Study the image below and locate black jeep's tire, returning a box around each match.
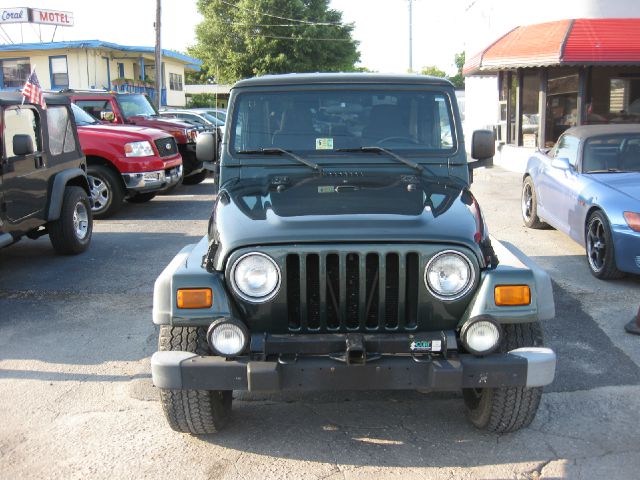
[49,186,93,255]
[158,325,232,434]
[585,210,625,280]
[88,165,124,219]
[182,170,208,185]
[521,177,546,229]
[126,192,157,203]
[463,323,544,433]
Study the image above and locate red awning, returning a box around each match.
[464,18,640,75]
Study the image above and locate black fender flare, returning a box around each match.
[47,168,91,221]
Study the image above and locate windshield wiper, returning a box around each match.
[336,146,423,173]
[237,148,323,174]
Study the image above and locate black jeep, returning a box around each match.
[152,74,556,434]
[0,93,92,254]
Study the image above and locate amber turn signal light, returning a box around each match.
[177,288,213,309]
[623,212,640,232]
[494,285,531,306]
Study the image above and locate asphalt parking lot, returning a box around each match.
[1,168,639,480]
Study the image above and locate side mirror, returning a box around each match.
[100,111,115,122]
[469,129,495,169]
[551,157,571,170]
[195,129,220,163]
[12,134,34,156]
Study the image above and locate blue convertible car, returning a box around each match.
[522,124,640,279]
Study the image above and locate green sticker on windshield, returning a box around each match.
[316,138,334,150]
[318,186,335,193]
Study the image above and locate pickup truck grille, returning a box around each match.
[154,137,178,157]
[285,252,420,332]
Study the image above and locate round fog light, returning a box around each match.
[207,319,248,357]
[461,316,501,356]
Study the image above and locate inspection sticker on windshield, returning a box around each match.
[316,138,334,150]
[318,186,335,193]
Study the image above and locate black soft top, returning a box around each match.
[0,91,71,107]
[233,72,454,89]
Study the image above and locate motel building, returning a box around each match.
[0,40,202,107]
[463,0,640,171]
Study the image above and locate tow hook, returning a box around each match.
[345,333,366,365]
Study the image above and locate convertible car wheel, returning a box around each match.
[586,211,624,280]
[521,177,545,229]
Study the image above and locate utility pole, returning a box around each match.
[408,0,413,72]
[154,0,162,110]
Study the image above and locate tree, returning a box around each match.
[189,0,360,84]
[419,51,466,89]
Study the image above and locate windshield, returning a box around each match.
[583,134,640,173]
[201,112,224,126]
[205,109,227,123]
[71,103,98,125]
[232,89,456,154]
[116,94,157,119]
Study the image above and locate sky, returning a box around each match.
[0,0,467,76]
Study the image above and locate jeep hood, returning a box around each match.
[211,173,486,270]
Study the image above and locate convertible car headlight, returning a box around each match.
[231,252,281,302]
[425,250,474,300]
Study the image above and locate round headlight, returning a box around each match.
[461,316,502,356]
[425,250,474,300]
[231,252,281,302]
[207,319,248,357]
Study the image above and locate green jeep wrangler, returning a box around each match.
[151,74,556,434]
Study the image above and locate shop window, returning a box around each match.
[1,58,31,88]
[169,73,183,91]
[497,72,509,143]
[49,56,69,89]
[522,71,540,148]
[545,68,579,146]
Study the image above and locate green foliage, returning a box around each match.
[419,51,466,89]
[186,93,220,108]
[190,0,360,84]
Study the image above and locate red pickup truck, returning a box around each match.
[63,91,208,185]
[71,104,183,218]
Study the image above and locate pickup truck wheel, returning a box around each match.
[182,170,208,185]
[49,186,93,254]
[521,177,545,229]
[88,165,124,219]
[126,192,157,203]
[158,325,232,434]
[463,323,544,433]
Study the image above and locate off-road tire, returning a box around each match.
[49,186,93,255]
[158,325,232,434]
[88,165,124,219]
[182,170,208,185]
[126,192,157,203]
[585,210,624,280]
[521,177,546,229]
[463,323,544,433]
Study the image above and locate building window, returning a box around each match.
[118,62,125,79]
[1,58,31,88]
[545,67,579,146]
[49,56,69,89]
[169,73,183,91]
[522,71,540,148]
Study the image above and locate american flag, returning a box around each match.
[22,69,46,110]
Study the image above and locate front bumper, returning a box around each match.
[151,347,556,392]
[613,227,640,275]
[122,165,183,192]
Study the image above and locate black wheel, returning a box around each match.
[88,165,124,218]
[521,177,545,229]
[126,192,157,203]
[585,210,624,280]
[463,323,544,433]
[48,186,93,255]
[182,170,208,185]
[158,325,232,434]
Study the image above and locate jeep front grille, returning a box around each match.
[154,137,178,157]
[285,252,420,332]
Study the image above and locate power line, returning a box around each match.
[245,33,353,42]
[219,0,345,26]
